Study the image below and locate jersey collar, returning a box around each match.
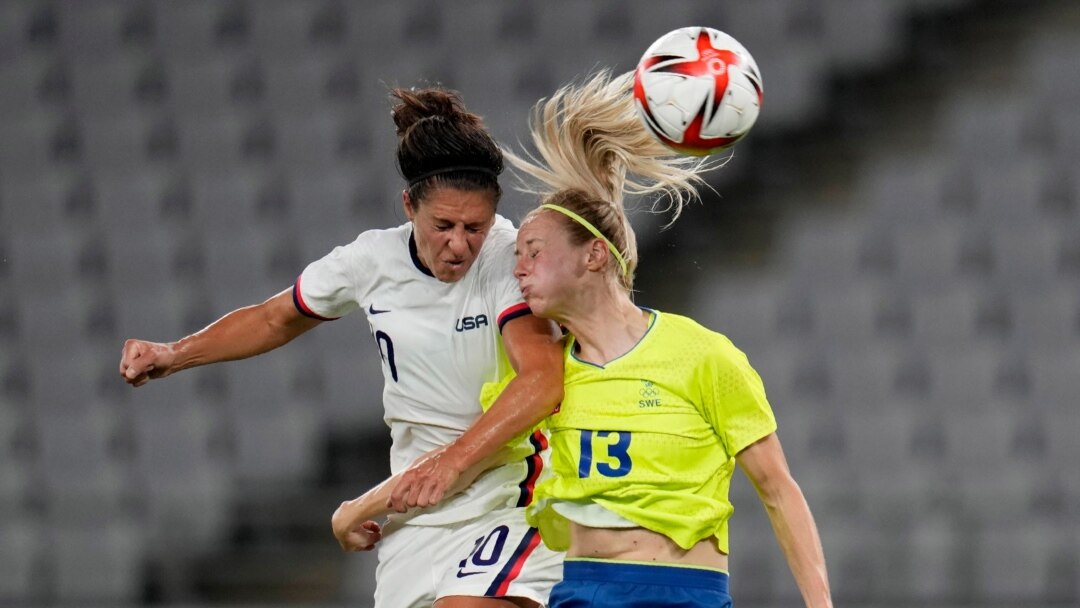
[569,307,659,370]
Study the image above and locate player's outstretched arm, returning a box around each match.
[737,433,833,608]
[119,288,321,387]
[386,314,564,512]
[332,446,514,551]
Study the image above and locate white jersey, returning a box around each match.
[294,215,544,525]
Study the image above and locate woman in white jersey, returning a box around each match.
[119,86,564,608]
[504,71,832,607]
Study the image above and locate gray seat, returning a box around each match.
[33,399,130,521]
[130,387,232,553]
[55,1,132,61]
[0,55,53,119]
[79,112,158,171]
[861,157,949,225]
[166,55,244,120]
[224,358,321,483]
[0,517,43,603]
[985,219,1061,288]
[974,521,1067,603]
[904,511,964,602]
[972,159,1050,222]
[68,54,146,120]
[780,213,872,286]
[0,405,32,517]
[0,110,58,179]
[942,92,1028,159]
[175,111,250,171]
[907,287,993,352]
[922,347,1004,412]
[1006,285,1080,353]
[819,0,907,70]
[93,169,174,242]
[48,518,145,604]
[153,0,232,61]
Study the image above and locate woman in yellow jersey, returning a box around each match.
[505,71,833,607]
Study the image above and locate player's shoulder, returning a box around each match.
[353,221,411,247]
[331,222,411,261]
[485,214,518,249]
[654,310,747,362]
[475,214,519,271]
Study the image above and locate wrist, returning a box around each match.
[440,439,474,473]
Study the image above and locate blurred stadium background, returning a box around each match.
[1,0,1077,606]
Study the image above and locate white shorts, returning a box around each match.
[373,507,564,608]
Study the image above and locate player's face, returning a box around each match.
[405,187,497,283]
[513,212,587,318]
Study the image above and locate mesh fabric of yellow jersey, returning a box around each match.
[525,310,777,554]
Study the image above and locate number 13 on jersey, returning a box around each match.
[578,430,633,478]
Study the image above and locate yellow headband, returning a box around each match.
[540,203,628,276]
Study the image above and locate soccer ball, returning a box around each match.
[633,27,763,156]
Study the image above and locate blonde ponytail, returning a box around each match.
[504,70,716,223]
[505,70,720,291]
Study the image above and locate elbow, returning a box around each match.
[755,471,801,511]
[331,500,352,532]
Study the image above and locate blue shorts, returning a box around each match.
[549,559,732,608]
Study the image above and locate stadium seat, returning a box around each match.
[79,112,163,172]
[890,221,982,292]
[921,347,1006,413]
[93,168,174,238]
[154,0,237,60]
[904,511,965,602]
[1006,285,1080,353]
[971,159,1051,222]
[806,282,894,349]
[0,516,43,603]
[0,55,55,119]
[819,0,907,70]
[823,346,904,409]
[274,107,368,171]
[907,287,1000,352]
[247,1,324,55]
[941,92,1029,160]
[0,404,32,516]
[223,357,322,483]
[32,398,131,522]
[68,54,150,120]
[47,518,145,603]
[984,219,1062,288]
[861,157,950,225]
[175,111,251,171]
[0,109,60,177]
[974,521,1067,603]
[55,0,134,60]
[779,213,873,286]
[820,515,890,603]
[130,384,233,552]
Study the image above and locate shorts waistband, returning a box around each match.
[561,558,730,591]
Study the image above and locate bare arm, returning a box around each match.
[737,433,832,608]
[119,288,321,386]
[331,445,514,551]
[387,313,564,511]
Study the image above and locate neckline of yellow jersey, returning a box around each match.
[568,307,659,370]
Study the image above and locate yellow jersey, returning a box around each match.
[525,310,776,554]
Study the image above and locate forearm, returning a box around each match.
[333,478,396,532]
[172,291,312,371]
[335,447,512,530]
[760,478,832,608]
[443,370,562,471]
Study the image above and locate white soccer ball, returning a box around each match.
[633,27,763,155]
